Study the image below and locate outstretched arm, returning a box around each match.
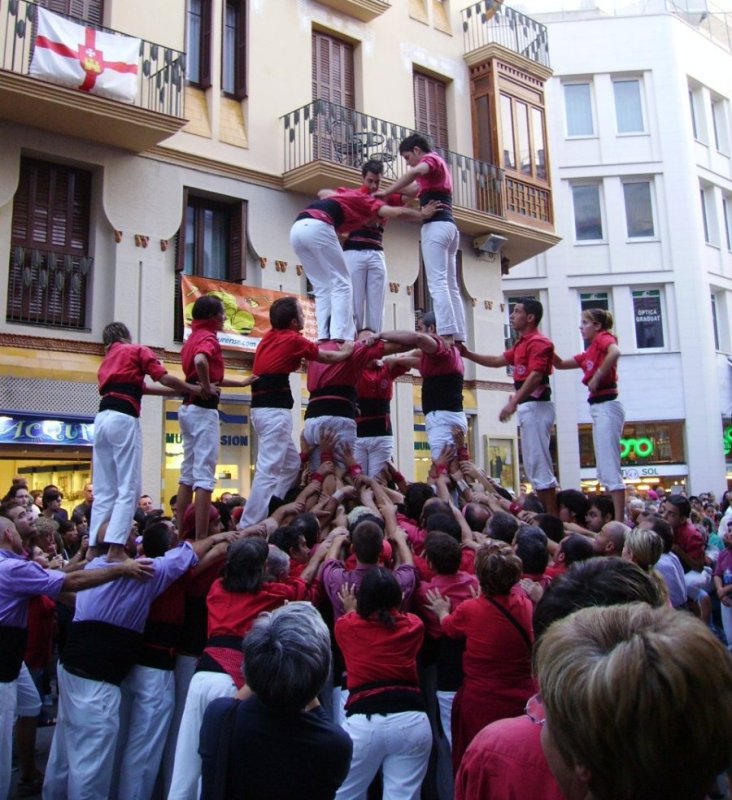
[377,161,430,196]
[459,343,507,369]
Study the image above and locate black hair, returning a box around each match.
[666,495,691,520]
[560,534,595,566]
[646,515,674,553]
[403,483,434,522]
[269,296,300,330]
[192,295,224,320]
[589,494,615,521]
[269,526,303,558]
[362,159,384,177]
[424,511,462,543]
[535,513,565,544]
[399,133,432,154]
[557,489,589,526]
[522,494,545,514]
[143,521,174,558]
[351,520,384,564]
[464,503,490,533]
[357,567,402,629]
[487,511,519,544]
[515,527,549,574]
[517,298,544,325]
[291,512,321,550]
[424,531,462,575]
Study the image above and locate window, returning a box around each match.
[499,93,547,182]
[712,293,720,351]
[564,82,593,136]
[7,157,92,329]
[723,197,732,250]
[701,188,711,244]
[700,184,718,246]
[689,88,698,139]
[413,72,449,150]
[39,0,104,24]
[572,184,603,241]
[623,181,654,238]
[580,292,609,312]
[579,421,685,468]
[186,0,211,89]
[613,78,644,133]
[712,96,729,154]
[222,0,246,98]
[312,31,354,108]
[632,289,664,349]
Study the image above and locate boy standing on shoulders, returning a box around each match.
[239,297,354,527]
[176,296,255,540]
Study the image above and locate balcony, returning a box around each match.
[282,100,559,264]
[461,1,551,77]
[0,0,187,152]
[315,0,391,22]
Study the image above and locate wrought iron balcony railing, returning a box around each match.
[282,100,505,219]
[1,0,185,117]
[461,1,550,68]
[7,246,91,329]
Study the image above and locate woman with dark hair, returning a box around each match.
[169,537,321,799]
[426,543,535,770]
[334,567,432,800]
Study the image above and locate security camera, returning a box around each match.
[473,233,508,254]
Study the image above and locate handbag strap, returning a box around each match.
[486,596,532,652]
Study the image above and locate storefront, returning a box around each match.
[0,412,93,513]
[578,420,689,494]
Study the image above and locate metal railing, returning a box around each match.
[282,100,505,218]
[6,246,90,329]
[461,2,550,68]
[1,0,185,117]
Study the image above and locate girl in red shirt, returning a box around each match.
[335,568,432,800]
[554,308,625,521]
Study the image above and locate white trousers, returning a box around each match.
[420,221,465,341]
[335,710,433,800]
[436,690,455,749]
[425,410,467,461]
[44,664,120,800]
[517,402,558,491]
[590,399,625,491]
[89,409,141,546]
[303,416,357,471]
[344,248,387,333]
[159,654,196,797]
[291,218,355,341]
[240,407,301,527]
[112,665,175,800]
[16,662,42,717]
[168,671,237,800]
[354,435,393,477]
[178,405,219,493]
[685,568,713,602]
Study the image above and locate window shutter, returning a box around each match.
[199,0,212,90]
[413,72,448,150]
[414,73,429,136]
[41,0,104,23]
[228,201,246,283]
[235,0,247,99]
[312,31,353,109]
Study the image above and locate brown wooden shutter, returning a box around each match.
[199,0,212,90]
[311,30,354,108]
[40,0,104,23]
[413,72,449,150]
[228,201,246,282]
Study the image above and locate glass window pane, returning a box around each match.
[623,182,654,238]
[516,102,531,175]
[689,89,698,139]
[614,79,643,133]
[724,198,732,250]
[223,2,236,95]
[564,83,593,136]
[572,184,603,240]
[500,94,515,170]
[184,204,195,275]
[633,289,664,348]
[531,108,546,180]
[580,292,609,312]
[202,208,228,280]
[701,189,710,243]
[186,0,202,84]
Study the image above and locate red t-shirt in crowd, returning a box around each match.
[414,548,475,582]
[356,360,410,401]
[414,571,479,639]
[252,328,319,375]
[307,340,385,392]
[98,341,167,415]
[335,610,424,690]
[574,330,619,401]
[24,594,56,669]
[415,152,453,196]
[329,188,386,235]
[419,336,464,379]
[182,318,224,384]
[503,330,554,400]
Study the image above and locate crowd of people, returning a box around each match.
[1,130,732,800]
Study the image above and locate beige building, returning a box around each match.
[0,0,558,509]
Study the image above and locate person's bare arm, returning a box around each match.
[315,341,355,363]
[193,353,215,398]
[499,370,545,422]
[377,161,430,196]
[377,199,443,224]
[553,353,579,370]
[458,343,507,369]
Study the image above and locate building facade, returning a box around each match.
[0,0,558,509]
[502,0,732,495]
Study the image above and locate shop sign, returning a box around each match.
[724,426,732,457]
[0,415,94,446]
[581,464,688,481]
[180,275,317,353]
[620,437,654,459]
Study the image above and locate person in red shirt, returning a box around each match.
[290,183,440,342]
[460,299,558,514]
[92,322,199,555]
[175,296,255,540]
[343,160,405,334]
[377,133,466,343]
[335,567,432,800]
[554,308,625,521]
[241,296,354,527]
[426,543,535,772]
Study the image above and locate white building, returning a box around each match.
[498,0,732,494]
